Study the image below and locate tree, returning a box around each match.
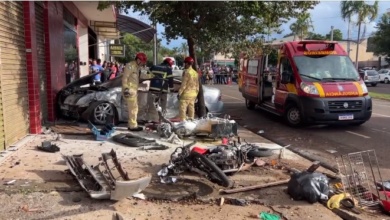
[306,32,325,40]
[290,12,314,40]
[283,33,295,38]
[341,0,379,68]
[325,28,343,41]
[98,1,318,116]
[371,14,390,63]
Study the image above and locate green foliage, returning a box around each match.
[290,12,314,40]
[325,29,343,41]
[306,32,325,40]
[268,49,278,66]
[283,33,295,38]
[98,1,319,60]
[371,14,390,63]
[115,33,173,65]
[340,0,379,66]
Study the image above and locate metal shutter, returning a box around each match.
[35,1,47,124]
[0,1,29,148]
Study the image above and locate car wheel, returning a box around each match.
[285,103,303,127]
[90,102,116,125]
[385,78,389,84]
[371,83,377,87]
[245,99,255,110]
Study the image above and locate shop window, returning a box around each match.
[64,8,79,84]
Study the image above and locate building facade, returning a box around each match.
[0,1,155,150]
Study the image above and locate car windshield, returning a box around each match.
[293,55,360,82]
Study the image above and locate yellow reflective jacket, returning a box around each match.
[179,66,199,99]
[122,61,141,97]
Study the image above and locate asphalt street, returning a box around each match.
[368,82,390,94]
[214,83,390,176]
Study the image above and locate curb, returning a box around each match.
[0,135,37,166]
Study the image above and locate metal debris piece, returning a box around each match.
[157,166,177,184]
[137,144,170,151]
[4,180,16,185]
[63,149,151,200]
[336,150,386,208]
[221,179,289,194]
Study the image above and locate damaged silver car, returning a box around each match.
[63,149,151,200]
[57,73,224,125]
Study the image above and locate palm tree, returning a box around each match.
[341,1,379,68]
[289,12,314,41]
[180,42,188,57]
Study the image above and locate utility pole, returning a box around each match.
[152,21,158,65]
[330,26,334,41]
[347,19,351,57]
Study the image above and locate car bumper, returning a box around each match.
[206,101,224,113]
[364,80,380,84]
[59,104,87,119]
[299,96,372,124]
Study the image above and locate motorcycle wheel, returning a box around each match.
[190,151,233,188]
[247,148,274,158]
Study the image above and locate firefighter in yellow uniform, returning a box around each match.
[122,52,148,131]
[178,57,199,121]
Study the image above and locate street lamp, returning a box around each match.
[330,26,334,41]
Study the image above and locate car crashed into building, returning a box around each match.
[56,73,224,125]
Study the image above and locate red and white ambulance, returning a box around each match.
[238,40,372,126]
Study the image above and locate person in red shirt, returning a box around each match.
[109,63,118,79]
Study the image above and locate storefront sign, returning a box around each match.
[109,44,125,57]
[303,51,337,55]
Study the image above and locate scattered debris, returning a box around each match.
[132,193,146,200]
[326,149,337,154]
[19,205,43,213]
[137,144,169,151]
[254,159,266,167]
[37,141,60,153]
[4,180,16,185]
[112,133,156,147]
[63,149,151,200]
[88,121,115,141]
[161,133,182,144]
[112,212,124,220]
[157,165,177,184]
[259,212,281,220]
[336,149,387,210]
[287,171,329,203]
[50,124,92,135]
[219,197,225,206]
[229,198,248,206]
[221,179,290,194]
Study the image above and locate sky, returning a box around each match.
[125,1,390,49]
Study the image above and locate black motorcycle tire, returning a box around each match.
[247,148,275,158]
[112,133,156,147]
[190,151,233,188]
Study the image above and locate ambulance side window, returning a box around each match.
[280,57,294,82]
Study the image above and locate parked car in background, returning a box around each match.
[378,69,390,84]
[359,70,380,87]
[56,73,223,125]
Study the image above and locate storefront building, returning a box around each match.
[0,1,155,150]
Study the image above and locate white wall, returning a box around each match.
[78,26,89,77]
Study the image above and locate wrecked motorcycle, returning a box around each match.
[196,137,275,175]
[159,141,234,188]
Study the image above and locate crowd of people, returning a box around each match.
[89,58,125,84]
[199,65,237,85]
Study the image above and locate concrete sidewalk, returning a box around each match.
[0,124,344,220]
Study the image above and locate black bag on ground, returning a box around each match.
[287,171,330,204]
